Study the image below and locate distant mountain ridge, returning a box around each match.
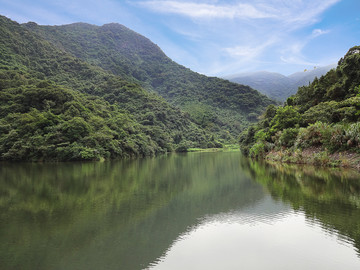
[225,64,336,101]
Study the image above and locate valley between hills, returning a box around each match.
[0,15,274,161]
[1,15,360,165]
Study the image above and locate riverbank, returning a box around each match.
[265,147,360,170]
[187,144,240,153]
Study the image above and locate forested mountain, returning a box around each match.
[24,21,275,137]
[226,65,335,101]
[0,15,221,161]
[239,46,360,164]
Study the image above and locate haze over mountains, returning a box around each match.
[225,64,336,101]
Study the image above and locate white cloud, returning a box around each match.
[1,0,342,76]
[312,28,330,37]
[225,46,260,57]
[224,38,277,60]
[137,1,276,19]
[138,0,341,28]
[136,0,340,74]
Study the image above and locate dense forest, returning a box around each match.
[24,21,275,138]
[239,46,360,166]
[0,15,227,161]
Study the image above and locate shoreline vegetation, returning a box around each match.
[186,144,239,153]
[239,46,360,170]
[265,147,360,170]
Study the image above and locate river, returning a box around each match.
[1,152,360,269]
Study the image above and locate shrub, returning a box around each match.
[302,101,338,124]
[249,141,266,158]
[269,106,301,135]
[55,142,99,161]
[278,128,299,147]
[295,122,329,149]
[60,117,91,142]
[175,142,189,152]
[328,124,347,152]
[293,121,360,153]
[254,129,268,142]
[313,151,330,166]
[345,122,360,147]
[293,149,304,163]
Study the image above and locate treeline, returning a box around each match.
[240,46,360,163]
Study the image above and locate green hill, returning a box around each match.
[24,21,275,138]
[239,46,360,163]
[0,15,221,161]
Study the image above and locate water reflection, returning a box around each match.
[0,152,263,270]
[149,203,358,270]
[241,159,360,256]
[0,152,360,270]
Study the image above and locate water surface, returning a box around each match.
[1,152,360,269]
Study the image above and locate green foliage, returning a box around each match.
[294,122,360,153]
[355,85,360,96]
[254,129,267,142]
[302,97,360,124]
[249,141,266,159]
[293,46,360,111]
[295,122,330,149]
[345,122,360,145]
[238,125,257,156]
[24,20,275,138]
[269,106,301,134]
[0,75,163,161]
[240,46,360,158]
[175,142,189,153]
[277,128,299,148]
[0,15,232,160]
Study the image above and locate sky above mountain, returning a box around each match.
[1,0,359,76]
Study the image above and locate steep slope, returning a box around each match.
[239,46,360,160]
[226,65,335,101]
[0,15,218,161]
[24,22,275,137]
[290,48,360,112]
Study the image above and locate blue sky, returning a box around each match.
[1,0,359,76]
